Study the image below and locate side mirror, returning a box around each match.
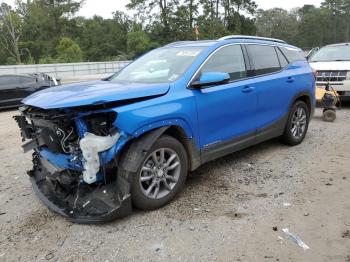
[192,72,230,88]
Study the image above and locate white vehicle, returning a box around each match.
[309,43,350,101]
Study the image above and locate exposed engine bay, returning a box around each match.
[14,106,132,223]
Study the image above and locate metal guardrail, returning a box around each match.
[0,61,131,79]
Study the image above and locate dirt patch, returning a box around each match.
[1,108,350,261]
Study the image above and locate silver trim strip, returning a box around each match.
[187,43,286,88]
[218,35,286,44]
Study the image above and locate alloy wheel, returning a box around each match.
[291,107,307,139]
[139,148,181,200]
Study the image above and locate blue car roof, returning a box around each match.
[164,38,300,51]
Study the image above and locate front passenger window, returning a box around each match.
[201,45,247,81]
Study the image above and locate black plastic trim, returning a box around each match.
[30,176,132,224]
[202,132,256,163]
[118,126,170,173]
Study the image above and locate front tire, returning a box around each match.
[130,135,188,210]
[281,100,310,146]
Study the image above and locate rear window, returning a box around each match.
[246,45,281,76]
[281,47,306,62]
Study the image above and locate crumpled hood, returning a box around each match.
[22,80,170,109]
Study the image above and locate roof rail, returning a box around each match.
[218,35,287,44]
[164,41,195,47]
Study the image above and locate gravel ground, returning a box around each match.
[0,107,349,262]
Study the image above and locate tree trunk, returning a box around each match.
[1,6,21,64]
[189,0,193,28]
[346,10,350,42]
[216,0,219,19]
[159,0,168,27]
[210,0,214,19]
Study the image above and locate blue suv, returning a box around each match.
[14,35,315,223]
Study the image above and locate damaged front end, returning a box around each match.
[14,106,132,223]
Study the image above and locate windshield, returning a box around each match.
[310,45,350,62]
[109,47,205,83]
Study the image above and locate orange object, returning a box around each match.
[195,26,200,40]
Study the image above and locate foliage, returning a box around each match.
[256,8,299,45]
[1,0,350,65]
[255,1,350,49]
[127,29,153,58]
[56,37,83,62]
[38,56,57,64]
[0,3,23,64]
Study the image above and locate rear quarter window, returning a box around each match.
[276,47,289,68]
[281,47,306,62]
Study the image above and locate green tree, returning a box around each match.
[77,12,130,61]
[127,0,181,44]
[255,8,299,44]
[295,5,329,48]
[19,0,82,63]
[0,3,23,64]
[322,0,350,42]
[127,28,154,58]
[56,37,83,62]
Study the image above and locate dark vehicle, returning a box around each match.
[0,73,59,109]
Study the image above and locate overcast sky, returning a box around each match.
[2,0,323,18]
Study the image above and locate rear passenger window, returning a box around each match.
[281,47,306,62]
[276,47,289,68]
[201,45,246,81]
[246,45,281,76]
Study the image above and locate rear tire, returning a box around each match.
[281,100,310,146]
[129,135,188,210]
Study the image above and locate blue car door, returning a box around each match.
[244,44,296,142]
[192,44,258,161]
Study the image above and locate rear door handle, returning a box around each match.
[287,77,295,83]
[242,86,255,93]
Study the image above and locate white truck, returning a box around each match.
[309,43,350,102]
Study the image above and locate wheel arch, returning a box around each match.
[118,125,201,174]
[291,91,314,116]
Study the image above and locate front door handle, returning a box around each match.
[242,86,255,93]
[287,77,295,83]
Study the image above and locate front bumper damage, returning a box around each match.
[29,153,132,223]
[14,107,133,223]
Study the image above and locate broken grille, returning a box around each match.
[316,70,348,82]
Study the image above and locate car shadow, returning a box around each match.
[187,138,283,185]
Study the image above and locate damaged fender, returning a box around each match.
[119,126,170,174]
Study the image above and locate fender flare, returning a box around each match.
[118,126,170,173]
[131,118,194,139]
[289,91,314,116]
